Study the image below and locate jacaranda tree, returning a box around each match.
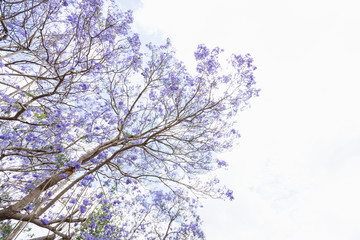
[0,0,259,239]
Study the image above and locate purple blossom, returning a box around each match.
[26,204,34,211]
[66,161,82,170]
[90,221,96,230]
[226,189,234,201]
[55,146,64,151]
[32,174,39,179]
[41,219,50,225]
[83,199,92,206]
[80,205,86,214]
[59,173,67,178]
[194,44,210,60]
[217,160,228,168]
[79,83,90,91]
[74,162,81,170]
[81,175,94,186]
[125,178,132,184]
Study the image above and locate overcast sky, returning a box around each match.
[121,0,360,239]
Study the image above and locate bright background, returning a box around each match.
[121,0,360,239]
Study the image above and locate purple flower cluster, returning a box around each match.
[41,219,50,225]
[66,161,81,170]
[81,175,95,187]
[0,0,258,238]
[194,44,210,60]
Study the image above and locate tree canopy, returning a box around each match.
[0,0,259,239]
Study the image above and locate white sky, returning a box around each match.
[122,0,360,239]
